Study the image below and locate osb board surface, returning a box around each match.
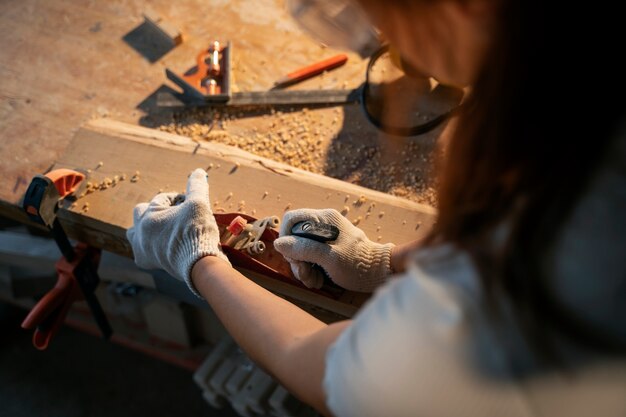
[0,0,368,216]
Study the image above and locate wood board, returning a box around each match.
[50,119,436,319]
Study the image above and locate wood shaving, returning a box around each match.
[155,106,441,207]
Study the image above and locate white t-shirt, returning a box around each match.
[324,131,626,416]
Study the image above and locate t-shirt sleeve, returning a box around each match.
[323,246,533,417]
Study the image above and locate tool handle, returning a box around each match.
[275,54,348,87]
[291,221,339,243]
[21,272,78,350]
[21,274,74,331]
[45,169,85,198]
[32,299,75,351]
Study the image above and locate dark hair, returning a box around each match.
[424,1,625,363]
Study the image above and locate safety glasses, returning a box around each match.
[288,0,464,136]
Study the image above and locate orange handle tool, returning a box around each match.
[21,263,82,350]
[273,54,348,89]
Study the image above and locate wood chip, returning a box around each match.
[162,104,439,207]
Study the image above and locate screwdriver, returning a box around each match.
[272,54,348,89]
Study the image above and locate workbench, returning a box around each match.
[0,0,444,323]
[1,0,364,219]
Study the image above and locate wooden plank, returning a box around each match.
[52,119,436,318]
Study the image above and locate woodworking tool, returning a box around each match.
[360,44,464,136]
[21,169,112,350]
[271,54,348,89]
[215,213,291,281]
[156,88,361,108]
[164,45,356,107]
[291,221,339,242]
[160,46,461,136]
[221,215,280,255]
[166,41,232,102]
[213,212,344,298]
[286,0,464,136]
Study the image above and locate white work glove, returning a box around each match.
[126,168,230,298]
[273,208,395,292]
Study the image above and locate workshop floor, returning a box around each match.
[0,302,238,417]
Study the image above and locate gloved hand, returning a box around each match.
[126,169,230,298]
[273,208,395,292]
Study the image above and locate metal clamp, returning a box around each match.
[222,216,280,256]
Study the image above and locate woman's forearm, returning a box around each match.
[192,256,326,368]
[191,256,345,415]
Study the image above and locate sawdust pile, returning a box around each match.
[156,106,439,207]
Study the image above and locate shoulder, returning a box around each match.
[324,245,532,417]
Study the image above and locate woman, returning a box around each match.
[127,0,626,415]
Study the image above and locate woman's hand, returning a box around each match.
[274,208,395,292]
[126,168,230,297]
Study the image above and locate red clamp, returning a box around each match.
[21,169,112,350]
[21,244,101,350]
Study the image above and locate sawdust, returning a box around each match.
[155,105,440,207]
